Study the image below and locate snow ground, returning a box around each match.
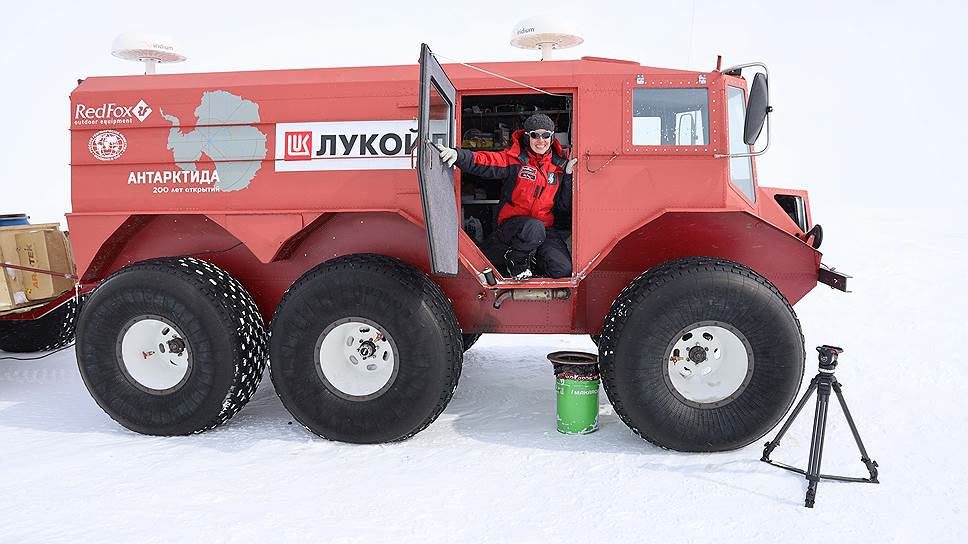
[0,207,965,543]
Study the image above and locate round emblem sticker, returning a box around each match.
[88,130,127,161]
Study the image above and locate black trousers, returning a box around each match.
[483,216,573,278]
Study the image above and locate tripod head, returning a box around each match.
[816,345,844,371]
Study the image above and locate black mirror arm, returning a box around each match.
[715,62,771,159]
[716,106,771,159]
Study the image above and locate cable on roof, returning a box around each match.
[434,53,572,98]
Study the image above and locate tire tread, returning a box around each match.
[271,253,461,442]
[80,257,267,434]
[0,296,81,353]
[599,256,805,451]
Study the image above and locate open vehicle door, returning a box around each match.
[417,43,459,277]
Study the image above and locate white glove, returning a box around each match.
[564,158,578,174]
[431,141,458,167]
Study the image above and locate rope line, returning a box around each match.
[0,342,75,361]
[434,53,571,98]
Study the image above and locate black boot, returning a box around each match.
[504,249,535,280]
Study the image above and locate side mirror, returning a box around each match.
[744,72,770,145]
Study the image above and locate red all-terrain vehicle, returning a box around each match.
[0,44,846,451]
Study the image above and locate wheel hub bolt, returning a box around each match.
[167,337,187,355]
[358,340,377,359]
[688,345,707,363]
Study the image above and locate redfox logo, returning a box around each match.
[284,131,313,160]
[73,99,152,126]
[132,100,152,122]
[75,103,132,119]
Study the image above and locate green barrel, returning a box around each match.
[555,377,600,434]
[548,351,601,434]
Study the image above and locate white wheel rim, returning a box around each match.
[316,319,398,400]
[665,323,753,407]
[117,316,192,393]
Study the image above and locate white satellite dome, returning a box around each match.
[111,33,187,74]
[510,15,584,60]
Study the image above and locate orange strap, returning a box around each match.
[0,261,78,281]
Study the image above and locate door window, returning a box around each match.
[428,83,451,148]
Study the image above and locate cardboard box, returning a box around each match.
[0,233,27,308]
[0,224,75,311]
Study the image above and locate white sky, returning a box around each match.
[1,0,965,224]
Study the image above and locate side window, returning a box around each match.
[727,86,755,202]
[632,89,709,146]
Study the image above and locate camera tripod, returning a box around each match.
[761,345,879,508]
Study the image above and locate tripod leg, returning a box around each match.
[805,380,832,508]
[762,378,818,461]
[832,380,879,483]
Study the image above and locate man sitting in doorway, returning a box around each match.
[435,114,577,279]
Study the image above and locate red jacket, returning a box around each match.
[455,130,572,228]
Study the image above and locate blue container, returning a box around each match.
[0,214,29,227]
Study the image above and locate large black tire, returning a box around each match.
[76,257,268,435]
[600,257,805,452]
[0,296,81,353]
[270,254,462,443]
[461,333,482,352]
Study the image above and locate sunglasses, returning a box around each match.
[527,131,554,140]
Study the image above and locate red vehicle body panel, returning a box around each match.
[64,57,822,333]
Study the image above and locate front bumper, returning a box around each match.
[818,265,850,292]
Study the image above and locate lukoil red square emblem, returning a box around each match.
[284,131,313,160]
